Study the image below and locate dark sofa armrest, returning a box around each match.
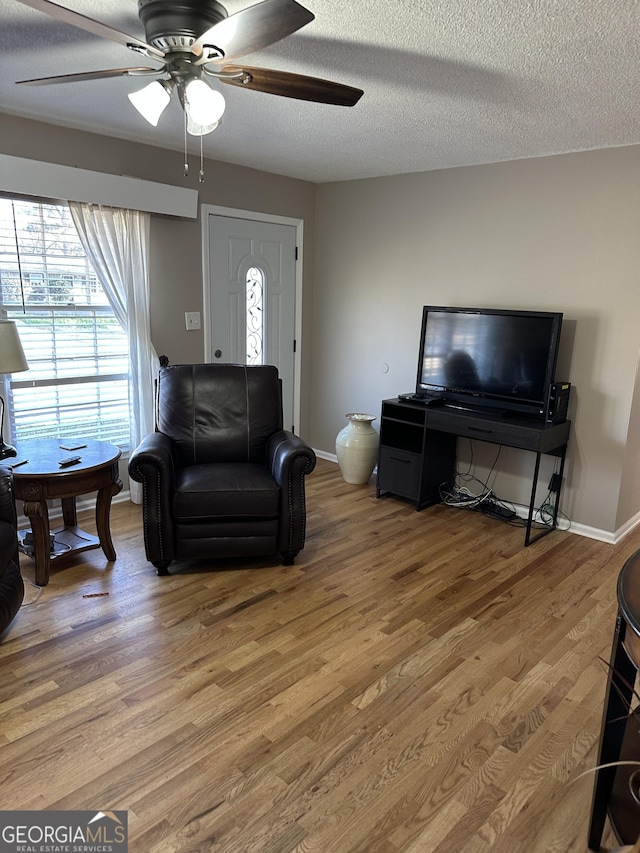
[128,432,177,564]
[267,431,316,558]
[0,464,22,637]
[0,466,17,528]
[0,465,18,568]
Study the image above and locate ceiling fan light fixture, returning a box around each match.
[128,79,173,126]
[184,79,225,129]
[14,0,364,181]
[186,115,220,136]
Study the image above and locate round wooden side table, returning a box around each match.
[588,549,640,849]
[11,438,122,586]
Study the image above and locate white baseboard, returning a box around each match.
[313,448,630,546]
[611,509,640,544]
[509,502,611,542]
[314,449,338,464]
[510,503,640,544]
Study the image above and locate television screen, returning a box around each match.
[416,307,562,414]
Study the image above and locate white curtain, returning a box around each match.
[69,202,157,504]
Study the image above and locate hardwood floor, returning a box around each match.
[1,457,637,852]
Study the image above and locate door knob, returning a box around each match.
[214,349,222,359]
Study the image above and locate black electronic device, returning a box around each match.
[399,392,444,406]
[59,455,82,467]
[415,396,445,406]
[415,306,564,418]
[546,381,571,424]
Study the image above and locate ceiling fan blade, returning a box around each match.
[16,68,162,86]
[192,0,314,63]
[218,66,364,107]
[15,0,165,61]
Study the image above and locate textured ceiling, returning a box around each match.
[1,0,639,183]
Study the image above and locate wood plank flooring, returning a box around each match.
[1,458,638,852]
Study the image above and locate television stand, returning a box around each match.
[376,398,570,546]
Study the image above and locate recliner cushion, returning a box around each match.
[173,463,280,520]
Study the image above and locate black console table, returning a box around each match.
[376,398,570,546]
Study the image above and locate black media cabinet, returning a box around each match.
[376,398,570,546]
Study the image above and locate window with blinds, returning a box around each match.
[0,198,130,448]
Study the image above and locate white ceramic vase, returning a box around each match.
[335,413,379,484]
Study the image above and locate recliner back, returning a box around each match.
[156,364,283,466]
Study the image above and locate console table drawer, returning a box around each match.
[377,446,421,499]
[430,415,540,448]
[426,410,570,453]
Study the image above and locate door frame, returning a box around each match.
[201,204,304,432]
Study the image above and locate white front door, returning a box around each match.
[204,209,300,431]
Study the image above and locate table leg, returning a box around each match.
[61,496,78,527]
[549,446,567,529]
[95,477,122,561]
[23,498,51,586]
[524,452,542,546]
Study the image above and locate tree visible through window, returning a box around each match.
[0,198,130,448]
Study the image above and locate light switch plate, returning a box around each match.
[185,311,201,331]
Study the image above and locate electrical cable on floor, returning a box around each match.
[453,440,501,495]
[535,486,572,532]
[440,442,572,531]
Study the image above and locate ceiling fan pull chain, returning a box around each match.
[199,135,205,183]
[183,110,189,178]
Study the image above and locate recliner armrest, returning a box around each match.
[267,431,316,485]
[267,431,316,560]
[129,432,177,489]
[128,432,177,565]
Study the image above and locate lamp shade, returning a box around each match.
[0,321,28,374]
[184,80,225,134]
[128,80,172,126]
[186,115,220,136]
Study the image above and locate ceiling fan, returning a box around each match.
[14,0,364,138]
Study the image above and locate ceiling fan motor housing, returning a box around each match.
[13,0,363,112]
[137,0,228,51]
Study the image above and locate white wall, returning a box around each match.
[312,146,640,536]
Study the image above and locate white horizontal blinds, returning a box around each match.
[0,198,130,447]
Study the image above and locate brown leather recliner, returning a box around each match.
[128,364,316,575]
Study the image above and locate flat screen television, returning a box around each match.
[415,306,563,417]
